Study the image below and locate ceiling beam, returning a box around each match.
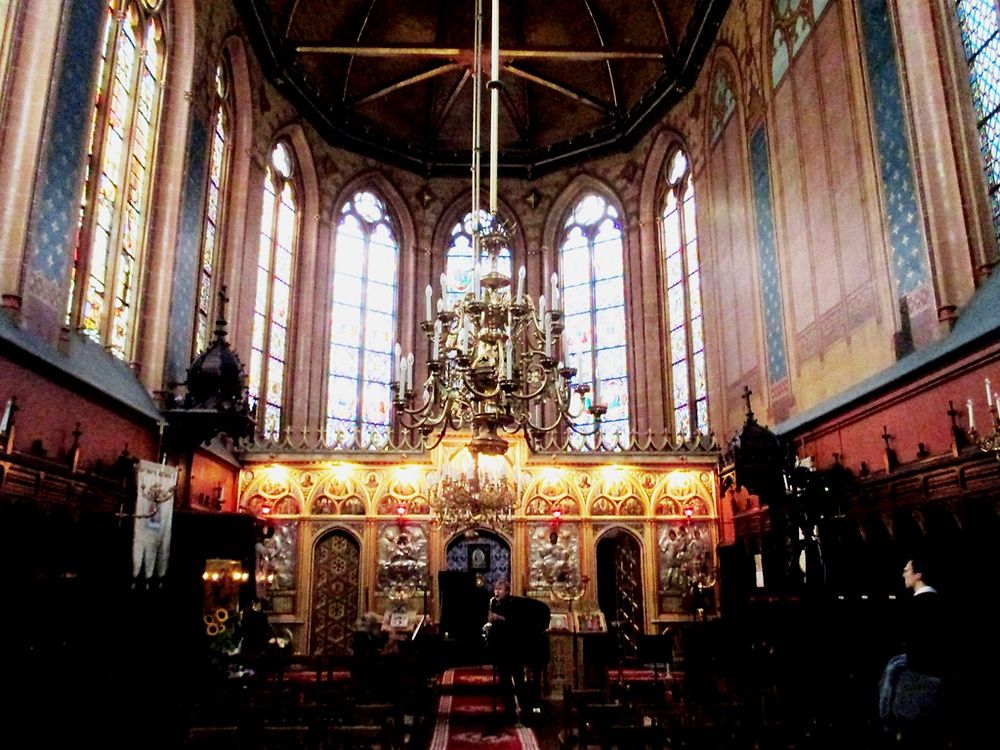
[295,43,669,61]
[432,69,470,131]
[504,65,614,115]
[348,63,465,108]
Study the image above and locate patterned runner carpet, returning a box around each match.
[432,668,541,750]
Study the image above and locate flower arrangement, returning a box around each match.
[204,607,241,655]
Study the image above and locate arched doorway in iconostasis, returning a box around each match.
[596,527,645,661]
[439,529,511,645]
[310,529,362,656]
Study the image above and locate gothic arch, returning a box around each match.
[137,0,196,389]
[542,173,628,250]
[271,122,320,429]
[219,35,254,343]
[314,170,417,432]
[430,190,528,275]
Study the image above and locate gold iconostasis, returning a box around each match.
[239,436,720,653]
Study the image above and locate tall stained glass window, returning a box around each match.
[445,210,512,307]
[956,0,1000,244]
[194,60,232,354]
[326,191,399,447]
[0,1,17,107]
[249,142,298,438]
[661,150,707,438]
[68,0,165,359]
[560,194,630,446]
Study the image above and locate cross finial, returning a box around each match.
[741,385,756,424]
[947,400,959,426]
[213,285,231,341]
[881,425,892,446]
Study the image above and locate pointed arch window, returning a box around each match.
[955,0,1000,245]
[250,142,298,438]
[559,194,630,446]
[0,1,18,108]
[445,210,512,306]
[661,150,707,438]
[326,190,400,447]
[67,0,166,359]
[194,59,233,354]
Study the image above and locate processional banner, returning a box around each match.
[132,460,178,579]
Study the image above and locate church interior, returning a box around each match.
[1,0,998,747]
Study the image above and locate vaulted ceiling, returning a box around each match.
[240,0,731,177]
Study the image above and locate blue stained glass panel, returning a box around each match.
[329,376,359,419]
[595,308,626,348]
[363,350,392,383]
[326,417,356,445]
[367,237,397,283]
[364,310,393,352]
[594,278,624,309]
[689,273,702,317]
[596,347,628,379]
[593,245,623,281]
[366,281,394,313]
[670,327,687,363]
[563,313,593,350]
[331,303,362,344]
[674,407,691,439]
[329,344,360,377]
[335,233,365,275]
[691,315,704,350]
[362,382,391,423]
[666,252,683,285]
[668,284,685,324]
[563,285,591,315]
[266,359,284,398]
[354,192,385,223]
[269,324,287,357]
[672,361,689,405]
[335,275,363,306]
[271,279,290,327]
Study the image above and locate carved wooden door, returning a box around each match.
[596,529,644,661]
[310,531,361,656]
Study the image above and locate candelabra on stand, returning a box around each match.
[971,398,1000,461]
[552,573,588,689]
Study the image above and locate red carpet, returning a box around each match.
[441,666,497,688]
[432,669,541,750]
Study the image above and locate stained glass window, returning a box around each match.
[956,0,1000,246]
[0,1,17,108]
[194,59,233,354]
[446,210,512,307]
[771,0,830,87]
[249,142,298,439]
[661,150,708,439]
[67,0,165,360]
[326,191,399,448]
[560,194,629,447]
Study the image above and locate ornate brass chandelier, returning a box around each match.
[391,0,607,465]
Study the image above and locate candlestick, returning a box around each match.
[395,342,403,386]
[551,272,559,309]
[425,285,433,321]
[440,272,448,302]
[539,294,546,322]
[505,338,513,379]
[517,266,526,301]
[406,352,414,393]
[968,399,976,431]
[432,320,442,359]
[988,379,993,407]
